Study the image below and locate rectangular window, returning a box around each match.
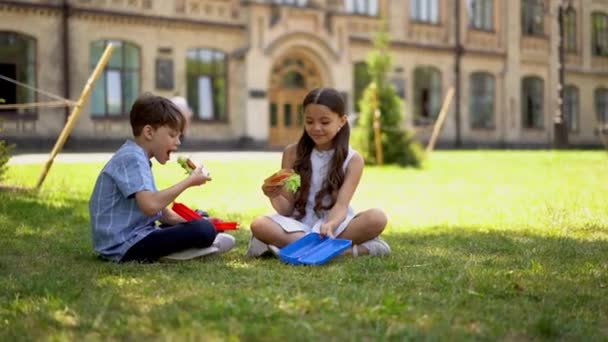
[345,0,378,16]
[564,9,577,52]
[468,0,493,30]
[90,40,140,117]
[592,13,608,56]
[521,0,544,35]
[284,103,292,127]
[270,103,278,127]
[410,0,439,24]
[107,70,122,116]
[564,87,579,132]
[198,76,213,120]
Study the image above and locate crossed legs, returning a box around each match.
[249,208,388,256]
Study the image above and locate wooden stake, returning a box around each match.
[426,87,455,154]
[35,44,115,189]
[0,100,75,110]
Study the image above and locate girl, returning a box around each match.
[247,87,390,258]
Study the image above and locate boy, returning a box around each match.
[89,93,234,262]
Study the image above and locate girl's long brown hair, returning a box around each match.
[292,88,350,220]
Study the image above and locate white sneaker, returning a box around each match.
[213,233,236,254]
[359,238,391,256]
[246,236,279,258]
[163,246,219,261]
[163,233,235,261]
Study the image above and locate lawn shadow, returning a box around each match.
[2,191,607,340]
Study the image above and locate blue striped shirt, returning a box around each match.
[89,140,161,261]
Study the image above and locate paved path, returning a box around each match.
[8,151,282,165]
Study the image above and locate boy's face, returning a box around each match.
[144,125,181,164]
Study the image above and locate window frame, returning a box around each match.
[410,0,440,24]
[0,31,37,119]
[468,0,494,31]
[353,61,371,113]
[90,39,141,119]
[345,0,379,17]
[563,85,579,133]
[521,0,545,36]
[186,47,228,122]
[595,87,608,127]
[413,66,442,125]
[521,76,545,129]
[469,71,495,129]
[563,8,577,53]
[592,12,608,57]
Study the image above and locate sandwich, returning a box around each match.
[177,156,210,177]
[264,169,301,193]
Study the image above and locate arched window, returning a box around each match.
[0,32,36,116]
[521,0,544,35]
[413,66,442,124]
[282,70,305,89]
[468,0,493,31]
[469,72,495,129]
[592,12,608,56]
[353,61,371,113]
[563,85,579,132]
[596,88,608,126]
[345,0,378,16]
[410,0,439,24]
[564,8,577,53]
[521,76,544,129]
[90,40,140,117]
[186,48,227,121]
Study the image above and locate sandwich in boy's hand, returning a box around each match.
[177,156,210,177]
[264,169,301,193]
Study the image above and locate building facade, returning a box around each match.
[0,0,607,149]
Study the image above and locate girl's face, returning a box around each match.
[304,103,347,150]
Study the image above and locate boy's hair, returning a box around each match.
[130,93,185,136]
[293,87,351,220]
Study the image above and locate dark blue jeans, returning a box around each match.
[121,219,217,262]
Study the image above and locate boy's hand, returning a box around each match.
[188,165,212,186]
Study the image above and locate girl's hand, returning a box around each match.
[319,222,336,239]
[188,165,212,186]
[262,183,285,198]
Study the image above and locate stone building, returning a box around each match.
[0,0,607,149]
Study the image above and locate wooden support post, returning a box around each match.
[426,87,455,154]
[35,44,115,190]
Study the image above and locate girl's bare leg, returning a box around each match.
[337,208,388,256]
[250,216,305,248]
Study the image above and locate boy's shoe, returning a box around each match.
[213,233,236,254]
[163,246,219,261]
[246,236,280,258]
[358,238,391,257]
[163,233,235,261]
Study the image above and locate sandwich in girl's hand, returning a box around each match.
[264,169,301,193]
[177,156,211,177]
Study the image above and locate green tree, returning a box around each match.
[352,29,424,167]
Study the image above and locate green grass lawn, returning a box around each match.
[1,151,607,340]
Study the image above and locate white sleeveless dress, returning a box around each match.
[267,146,357,235]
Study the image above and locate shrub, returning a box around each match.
[0,140,14,183]
[353,29,424,167]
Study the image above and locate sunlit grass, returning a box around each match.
[1,150,607,340]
